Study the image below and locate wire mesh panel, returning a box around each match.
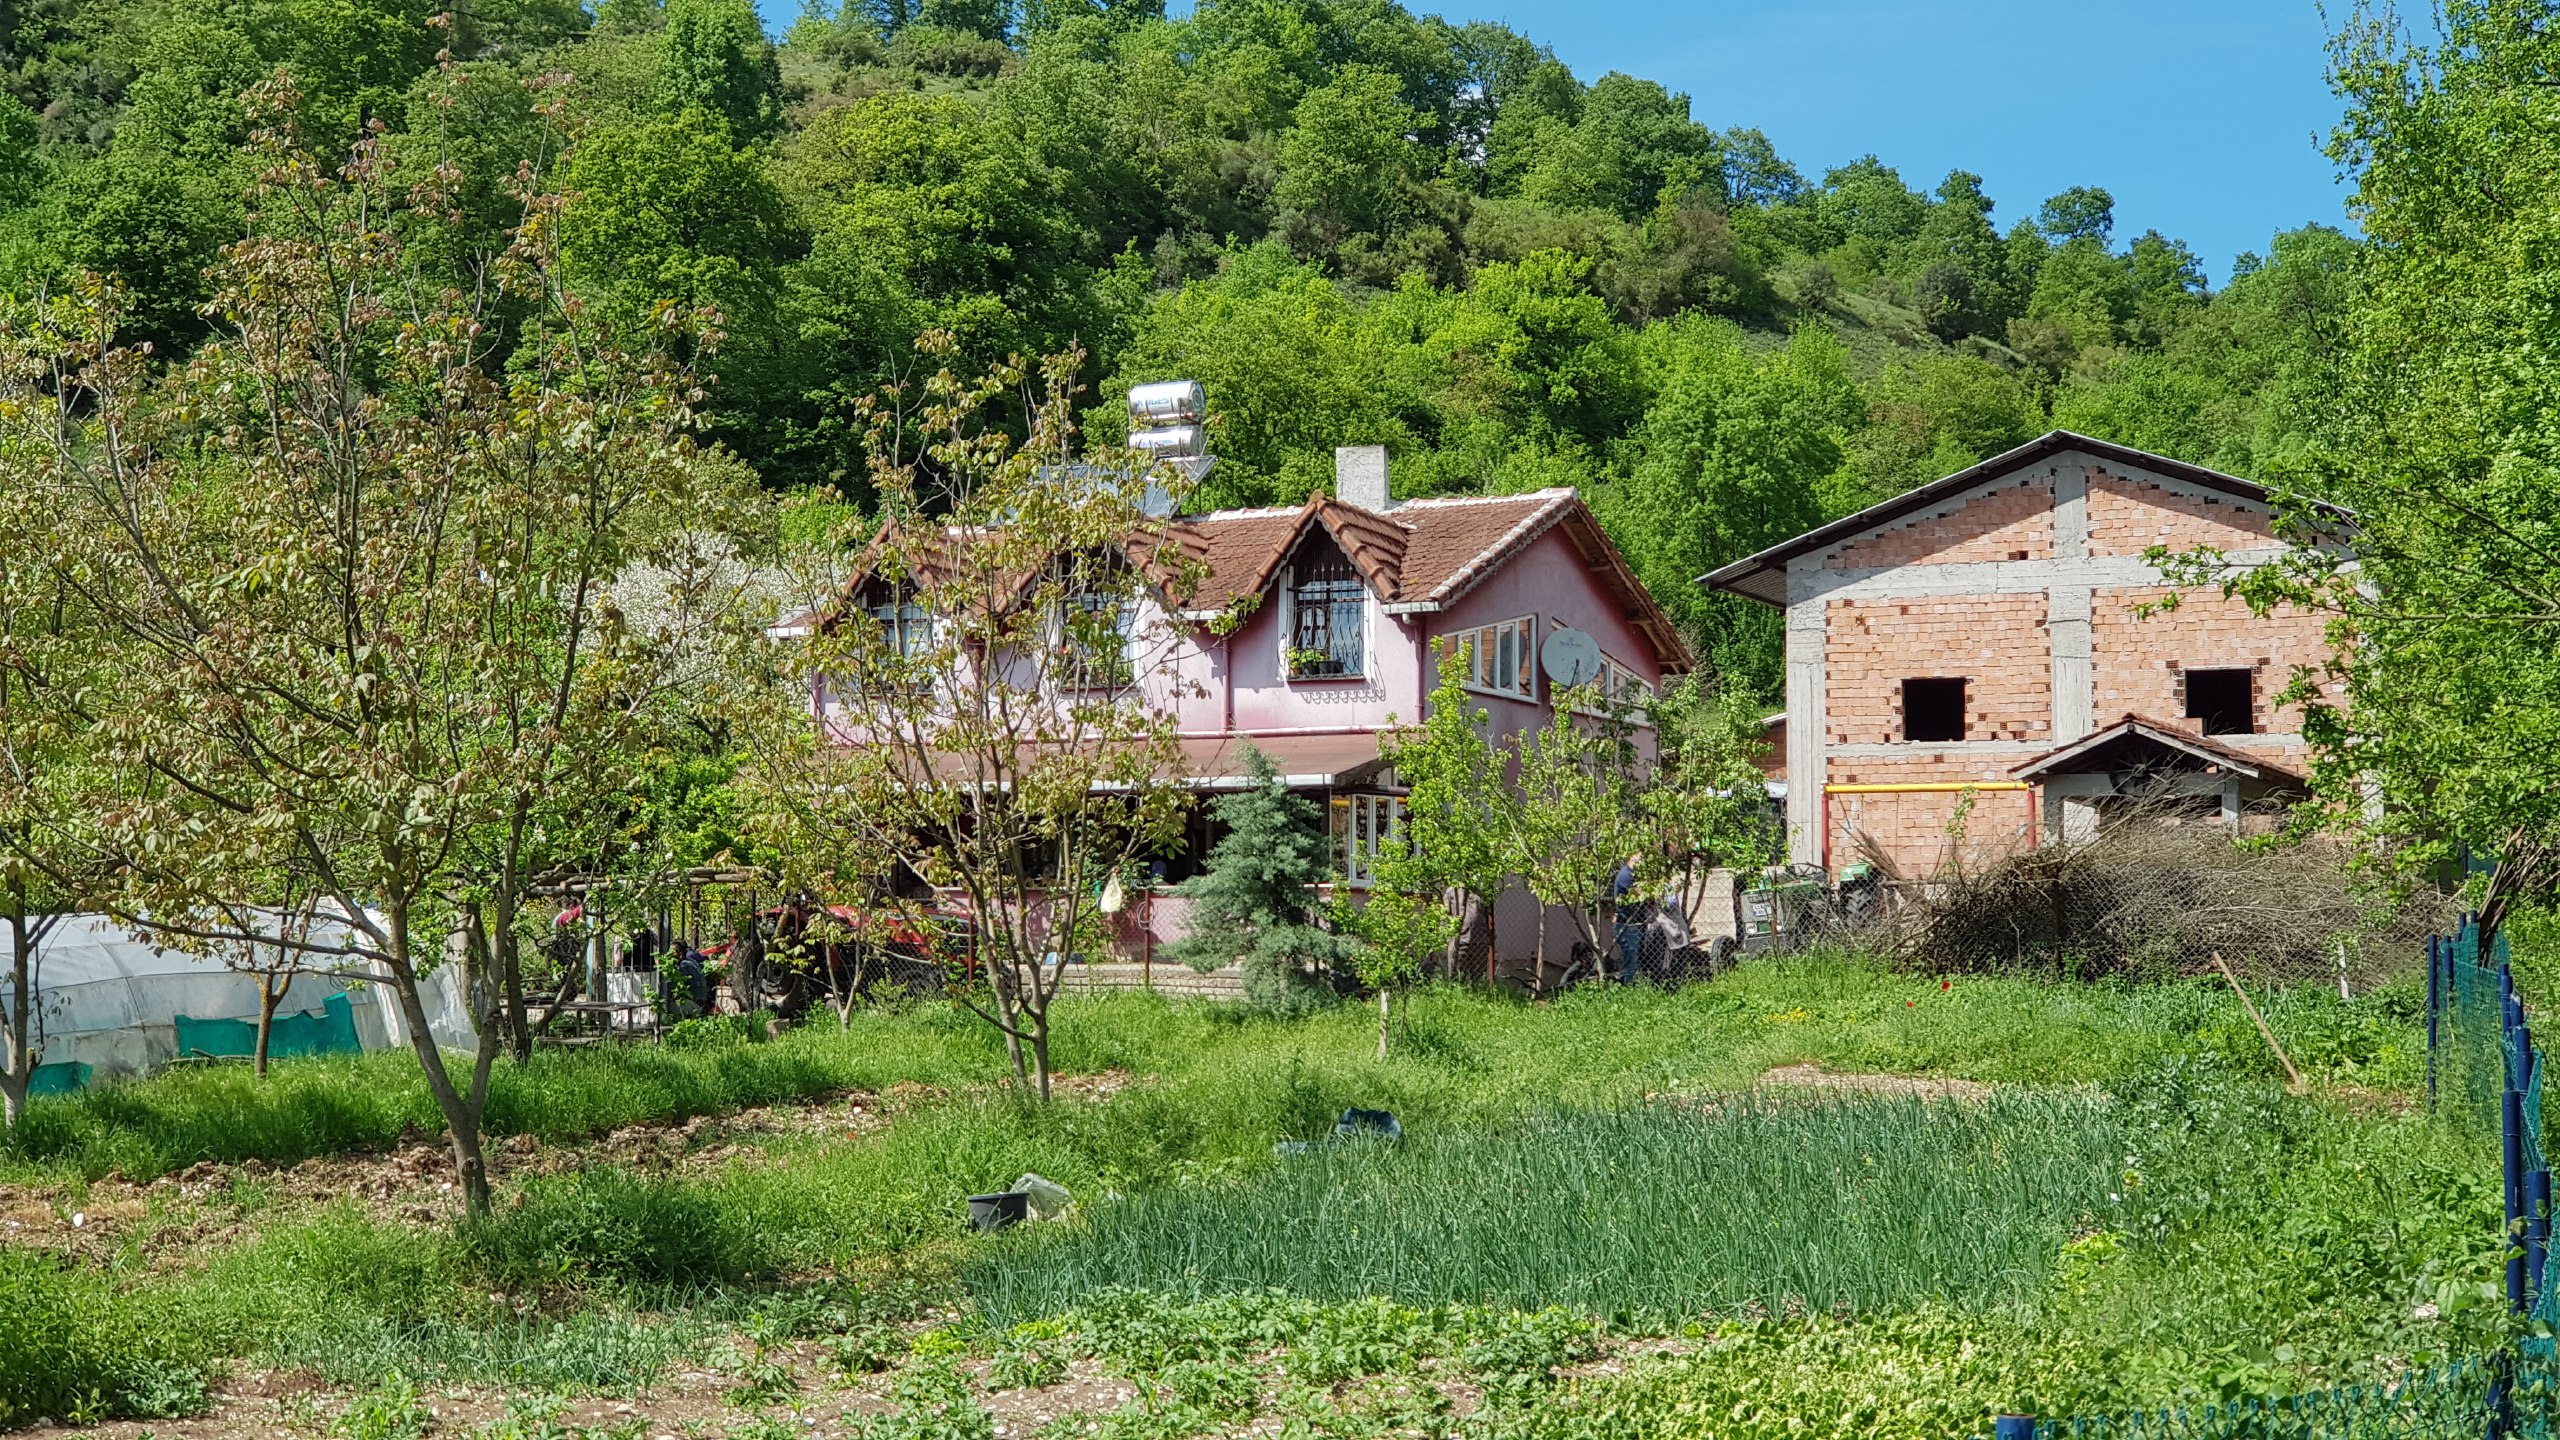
[2439,924,2513,1142]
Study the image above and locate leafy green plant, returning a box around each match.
[831,1323,909,1376]
[987,1339,1068,1390]
[331,1373,432,1440]
[718,1316,801,1407]
[846,1360,993,1440]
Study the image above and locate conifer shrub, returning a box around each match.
[1166,746,1365,1013]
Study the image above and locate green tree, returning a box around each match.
[1273,63,1418,255]
[1603,317,1859,693]
[1105,243,1409,507]
[744,344,1194,1098]
[559,110,793,331]
[2,107,727,1211]
[1169,746,1360,1013]
[658,0,782,140]
[2168,0,2560,903]
[2037,185,2114,245]
[1504,688,1659,969]
[1348,644,1506,1048]
[1909,170,2016,341]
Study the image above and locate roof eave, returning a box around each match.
[2010,717,2292,783]
[1698,431,2300,607]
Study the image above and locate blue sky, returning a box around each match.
[756,0,2352,286]
[1434,0,2352,283]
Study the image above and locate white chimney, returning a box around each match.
[1335,445,1391,512]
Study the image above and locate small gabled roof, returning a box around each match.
[1699,431,2281,607]
[1170,489,1691,673]
[2010,714,2305,785]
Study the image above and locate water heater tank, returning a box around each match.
[1128,424,1206,458]
[1127,380,1206,428]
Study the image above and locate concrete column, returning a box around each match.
[2050,585,2093,743]
[1784,573,1826,866]
[2050,464,2095,745]
[2052,463,2090,560]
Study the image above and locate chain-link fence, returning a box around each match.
[1871,802,2452,986]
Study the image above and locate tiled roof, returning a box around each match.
[798,488,1692,673]
[2010,713,2306,784]
[1173,491,1571,611]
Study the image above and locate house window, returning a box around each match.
[1604,656,1655,725]
[1902,678,1967,742]
[1567,654,1658,727]
[869,592,932,657]
[1288,538,1366,679]
[1056,554,1137,688]
[2185,667,2255,735]
[1459,616,1537,700]
[1341,794,1404,887]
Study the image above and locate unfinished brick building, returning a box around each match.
[1704,432,2338,878]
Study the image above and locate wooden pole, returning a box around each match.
[2211,951,2303,1090]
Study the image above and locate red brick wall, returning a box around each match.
[2090,585,2333,738]
[2086,471,2276,557]
[1824,595,2051,745]
[1826,477,2054,570]
[1823,754,2036,878]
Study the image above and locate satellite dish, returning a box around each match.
[1541,626,1603,688]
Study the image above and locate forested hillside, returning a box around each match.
[0,0,2350,687]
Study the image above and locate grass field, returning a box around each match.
[0,954,2508,1438]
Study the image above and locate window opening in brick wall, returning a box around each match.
[1902,678,1967,742]
[2185,667,2255,735]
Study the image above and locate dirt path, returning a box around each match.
[1754,1062,1991,1102]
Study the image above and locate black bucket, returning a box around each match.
[1333,1108,1402,1142]
[968,1191,1029,1233]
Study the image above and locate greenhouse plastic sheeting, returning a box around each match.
[2,914,395,1083]
[172,991,363,1062]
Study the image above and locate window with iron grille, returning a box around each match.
[1052,552,1138,689]
[1288,538,1366,679]
[869,592,932,658]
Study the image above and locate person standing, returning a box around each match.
[1611,853,1644,984]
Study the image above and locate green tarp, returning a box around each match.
[28,1061,88,1096]
[172,990,362,1062]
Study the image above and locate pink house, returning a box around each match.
[1147,447,1690,891]
[797,444,1692,974]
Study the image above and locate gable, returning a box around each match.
[1823,475,2055,571]
[2085,468,2277,556]
[1702,431,2283,606]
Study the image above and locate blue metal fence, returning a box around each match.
[2016,918,2550,1440]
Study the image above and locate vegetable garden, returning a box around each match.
[0,948,2527,1439]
